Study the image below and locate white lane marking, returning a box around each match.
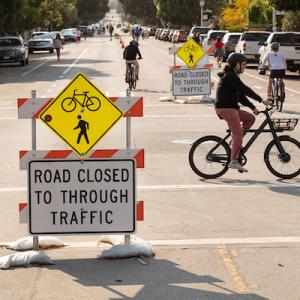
[244,71,300,95]
[62,48,88,75]
[66,236,300,248]
[0,183,298,193]
[144,114,215,118]
[22,57,53,76]
[172,139,195,144]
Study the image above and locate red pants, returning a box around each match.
[215,108,255,160]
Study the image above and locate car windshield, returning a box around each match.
[209,32,226,40]
[228,35,241,42]
[272,33,300,46]
[193,27,210,34]
[61,29,75,35]
[242,33,270,41]
[31,33,51,39]
[0,38,21,47]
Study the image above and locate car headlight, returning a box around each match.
[15,48,24,55]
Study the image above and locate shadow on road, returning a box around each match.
[49,257,267,299]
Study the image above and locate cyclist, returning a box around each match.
[260,42,287,101]
[215,52,269,172]
[123,40,142,81]
[214,36,224,68]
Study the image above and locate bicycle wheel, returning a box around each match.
[189,135,231,179]
[86,96,101,111]
[264,136,300,179]
[128,71,134,90]
[278,83,285,112]
[61,97,76,112]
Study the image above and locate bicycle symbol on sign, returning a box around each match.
[61,89,101,113]
[184,44,199,53]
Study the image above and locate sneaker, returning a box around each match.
[228,161,248,172]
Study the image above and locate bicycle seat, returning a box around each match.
[127,63,133,67]
[82,91,89,94]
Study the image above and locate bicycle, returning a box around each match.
[61,89,101,112]
[126,62,137,90]
[184,44,199,53]
[271,76,285,112]
[189,103,300,179]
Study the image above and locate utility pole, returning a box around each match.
[272,7,277,32]
[199,0,205,27]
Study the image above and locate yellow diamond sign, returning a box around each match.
[39,73,123,156]
[176,39,206,67]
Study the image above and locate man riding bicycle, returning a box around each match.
[260,42,287,101]
[123,40,142,81]
[215,52,269,172]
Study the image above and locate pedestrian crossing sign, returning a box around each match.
[176,39,206,67]
[39,73,123,157]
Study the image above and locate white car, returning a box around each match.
[235,31,270,63]
[258,32,300,75]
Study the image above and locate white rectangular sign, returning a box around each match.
[172,68,211,96]
[28,159,136,234]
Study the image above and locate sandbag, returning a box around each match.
[0,236,66,251]
[0,251,54,270]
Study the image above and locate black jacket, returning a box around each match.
[123,45,142,61]
[215,69,262,110]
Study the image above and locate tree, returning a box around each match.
[281,11,300,31]
[221,0,248,31]
[248,0,272,26]
[120,0,157,25]
[269,0,300,11]
[77,0,109,24]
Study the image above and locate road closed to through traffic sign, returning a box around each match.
[28,159,136,234]
[172,68,211,96]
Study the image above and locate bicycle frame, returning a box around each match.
[208,109,287,162]
[71,90,89,107]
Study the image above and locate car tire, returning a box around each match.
[20,58,25,66]
[26,57,29,65]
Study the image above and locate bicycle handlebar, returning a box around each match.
[258,100,276,114]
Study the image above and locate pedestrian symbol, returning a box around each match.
[74,115,89,144]
[39,73,123,156]
[176,39,206,67]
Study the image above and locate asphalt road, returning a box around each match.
[0,25,300,299]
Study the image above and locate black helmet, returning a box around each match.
[130,40,138,46]
[271,42,279,50]
[227,52,247,65]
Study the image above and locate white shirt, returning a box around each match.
[262,52,286,70]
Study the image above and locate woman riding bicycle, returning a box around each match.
[260,42,287,101]
[215,52,269,172]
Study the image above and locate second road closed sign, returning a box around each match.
[28,159,136,234]
[172,68,211,96]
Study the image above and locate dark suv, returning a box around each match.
[0,34,29,66]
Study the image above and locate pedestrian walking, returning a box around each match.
[53,33,62,61]
[214,36,224,68]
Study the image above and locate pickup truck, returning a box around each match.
[258,32,300,75]
[235,31,271,63]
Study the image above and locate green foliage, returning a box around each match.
[281,11,300,31]
[269,0,300,11]
[249,0,272,25]
[120,0,157,25]
[77,0,109,24]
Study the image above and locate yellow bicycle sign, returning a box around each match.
[176,39,206,67]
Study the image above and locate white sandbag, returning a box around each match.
[0,251,54,270]
[0,236,66,251]
[98,235,144,246]
[99,243,154,259]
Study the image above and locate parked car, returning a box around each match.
[149,27,156,36]
[258,31,300,74]
[160,29,170,41]
[155,28,163,39]
[222,32,242,60]
[28,32,54,53]
[61,28,77,42]
[235,31,270,62]
[202,30,228,54]
[0,34,29,66]
[188,26,210,40]
[168,29,176,42]
[50,31,65,44]
[173,30,189,43]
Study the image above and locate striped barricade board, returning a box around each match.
[19,149,145,170]
[18,96,143,119]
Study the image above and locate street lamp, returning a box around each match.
[199,0,205,27]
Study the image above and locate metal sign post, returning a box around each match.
[31,90,39,251]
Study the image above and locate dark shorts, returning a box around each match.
[270,69,285,79]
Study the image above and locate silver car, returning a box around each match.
[28,32,54,53]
